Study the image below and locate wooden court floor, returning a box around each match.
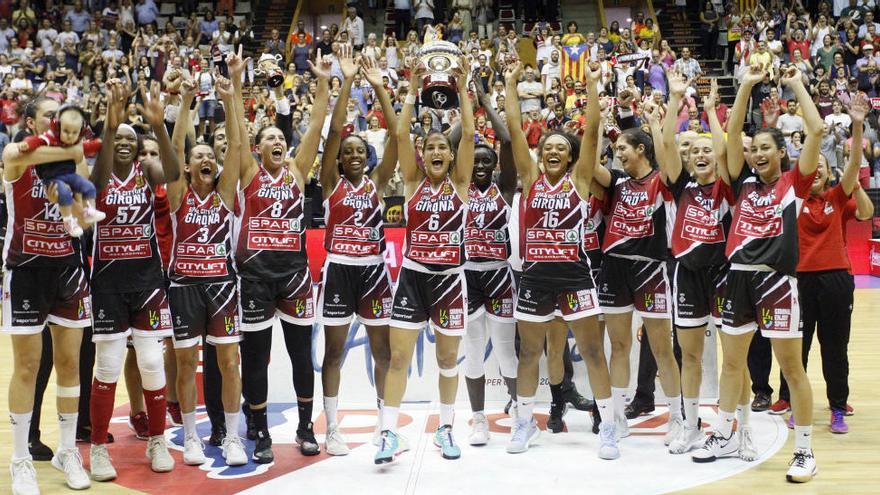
[0,289,878,494]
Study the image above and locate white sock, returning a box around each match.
[439,403,455,427]
[10,412,32,460]
[668,395,683,420]
[736,403,750,427]
[324,396,339,428]
[716,410,735,438]
[684,397,700,428]
[596,398,613,425]
[183,411,197,437]
[381,406,399,432]
[611,387,627,419]
[377,398,384,411]
[517,395,535,421]
[58,412,77,450]
[225,412,239,438]
[794,424,812,451]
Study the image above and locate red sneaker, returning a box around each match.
[129,412,149,440]
[167,401,183,427]
[845,403,854,417]
[768,399,791,415]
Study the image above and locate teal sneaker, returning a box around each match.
[374,430,399,465]
[433,425,461,460]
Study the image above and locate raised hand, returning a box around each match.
[504,60,523,83]
[308,48,332,80]
[360,56,383,87]
[742,62,766,87]
[779,64,803,88]
[667,69,689,97]
[849,92,871,123]
[703,78,718,110]
[215,74,234,100]
[339,43,358,80]
[140,81,165,127]
[227,44,250,82]
[179,71,198,100]
[586,61,602,84]
[473,68,487,101]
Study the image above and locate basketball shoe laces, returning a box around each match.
[790,450,813,469]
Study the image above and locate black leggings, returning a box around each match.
[240,321,314,427]
[778,270,853,411]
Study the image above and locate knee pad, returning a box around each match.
[94,339,127,383]
[439,364,459,378]
[56,385,80,398]
[133,335,166,391]
[488,320,518,378]
[463,314,487,379]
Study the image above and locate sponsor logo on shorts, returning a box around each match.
[439,309,449,327]
[761,308,773,329]
[644,292,667,313]
[224,316,236,335]
[567,293,579,311]
[295,299,306,317]
[149,310,161,329]
[371,299,384,318]
[491,298,503,314]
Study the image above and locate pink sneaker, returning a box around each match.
[82,206,106,225]
[63,216,83,237]
[787,415,794,429]
[830,409,849,434]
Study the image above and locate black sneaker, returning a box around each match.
[75,428,114,444]
[243,403,257,440]
[209,424,227,447]
[751,392,771,412]
[590,402,601,434]
[561,388,593,411]
[252,430,274,464]
[547,402,567,433]
[624,400,655,420]
[28,438,53,461]
[295,423,320,456]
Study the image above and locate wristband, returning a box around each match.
[405,94,417,105]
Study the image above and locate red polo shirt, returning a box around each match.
[797,184,858,273]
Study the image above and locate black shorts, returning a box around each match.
[169,281,241,348]
[597,255,671,319]
[515,271,600,323]
[239,269,314,331]
[2,266,91,335]
[390,267,467,336]
[465,265,515,322]
[318,260,393,326]
[671,261,728,328]
[92,288,173,341]
[722,267,801,339]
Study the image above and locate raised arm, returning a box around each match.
[474,67,515,198]
[781,65,823,177]
[167,74,197,210]
[141,81,181,186]
[503,61,539,191]
[572,63,601,195]
[224,45,252,181]
[841,93,869,198]
[727,63,766,180]
[214,75,239,206]
[452,57,476,196]
[320,44,357,197]
[88,78,128,189]
[363,56,399,192]
[661,69,688,184]
[704,79,731,185]
[292,49,331,180]
[397,66,425,191]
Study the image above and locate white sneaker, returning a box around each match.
[63,216,83,237]
[598,422,620,460]
[221,435,248,466]
[51,448,90,490]
[669,421,704,454]
[616,414,630,439]
[325,426,350,456]
[468,413,490,446]
[506,417,539,454]
[692,430,740,463]
[10,458,40,495]
[146,436,175,472]
[89,444,117,481]
[786,449,817,483]
[82,207,106,225]
[183,434,206,465]
[738,425,757,461]
[664,416,684,446]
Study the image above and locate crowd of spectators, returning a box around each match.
[3,0,880,210]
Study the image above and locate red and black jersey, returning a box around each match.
[3,166,80,269]
[153,184,172,270]
[234,165,306,280]
[465,182,511,266]
[583,195,606,270]
[602,169,670,260]
[726,167,816,275]
[323,176,386,264]
[665,173,734,271]
[520,173,592,283]
[91,161,164,294]
[169,186,235,285]
[403,176,466,272]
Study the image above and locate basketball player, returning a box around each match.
[167,73,246,467]
[374,59,475,464]
[317,51,398,455]
[691,64,820,483]
[85,79,180,480]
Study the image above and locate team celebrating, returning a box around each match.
[3,18,869,495]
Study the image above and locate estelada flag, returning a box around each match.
[562,44,588,82]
